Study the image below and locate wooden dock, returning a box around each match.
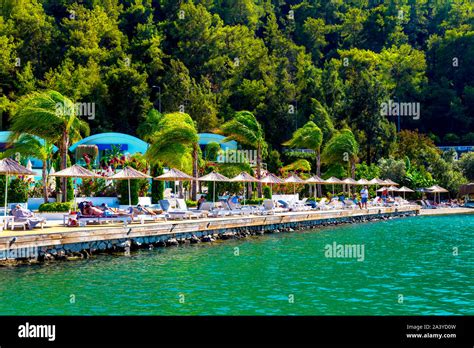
[0,206,420,261]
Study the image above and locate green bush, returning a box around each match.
[117,180,139,205]
[263,186,272,199]
[151,163,164,204]
[244,198,265,205]
[186,199,197,207]
[7,178,29,203]
[38,202,72,212]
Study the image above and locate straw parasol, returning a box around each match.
[108,166,152,207]
[154,168,194,199]
[342,177,357,196]
[198,171,229,202]
[230,171,259,205]
[0,158,37,217]
[324,176,342,195]
[384,178,399,186]
[305,175,326,198]
[284,174,304,195]
[50,164,101,211]
[356,178,371,186]
[425,184,449,204]
[397,186,414,199]
[459,183,474,196]
[261,173,283,197]
[154,168,194,181]
[369,177,385,191]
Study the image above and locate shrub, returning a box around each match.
[244,198,265,205]
[443,133,460,145]
[186,199,197,207]
[117,180,139,205]
[38,202,72,212]
[151,163,164,204]
[461,132,474,145]
[7,178,29,203]
[263,185,272,199]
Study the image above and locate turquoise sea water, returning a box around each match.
[0,214,472,315]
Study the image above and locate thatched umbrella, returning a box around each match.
[0,158,36,217]
[369,177,386,191]
[325,176,343,195]
[342,177,358,196]
[154,168,194,199]
[384,178,399,186]
[356,178,371,186]
[198,171,229,202]
[305,175,325,198]
[230,171,259,205]
[108,166,151,207]
[50,164,100,211]
[459,183,474,196]
[397,186,414,200]
[284,174,304,195]
[261,173,283,197]
[425,184,449,204]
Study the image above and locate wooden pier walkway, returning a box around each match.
[0,206,420,257]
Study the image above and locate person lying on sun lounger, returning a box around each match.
[83,203,104,216]
[11,204,46,229]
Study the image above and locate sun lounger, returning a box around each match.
[176,199,207,218]
[317,198,331,210]
[75,214,132,226]
[289,198,312,211]
[421,200,436,209]
[328,199,344,210]
[226,201,254,215]
[160,200,202,219]
[343,199,356,209]
[198,202,230,218]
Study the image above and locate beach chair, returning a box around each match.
[259,199,276,215]
[317,198,331,210]
[176,199,207,218]
[343,199,356,209]
[160,200,199,220]
[196,202,223,218]
[422,200,437,209]
[328,198,344,210]
[226,201,254,215]
[9,205,46,230]
[290,198,311,211]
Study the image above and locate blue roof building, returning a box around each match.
[69,132,149,159]
[198,133,237,150]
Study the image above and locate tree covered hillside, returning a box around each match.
[0,0,473,159]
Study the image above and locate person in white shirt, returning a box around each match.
[360,186,369,209]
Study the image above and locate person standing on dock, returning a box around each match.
[360,186,369,209]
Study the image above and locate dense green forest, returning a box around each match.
[1,0,473,194]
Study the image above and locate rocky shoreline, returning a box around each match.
[0,211,417,266]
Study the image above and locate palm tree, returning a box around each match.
[283,121,323,195]
[322,128,359,178]
[3,134,53,203]
[9,90,90,202]
[220,111,266,197]
[139,110,199,198]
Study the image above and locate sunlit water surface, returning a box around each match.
[0,214,472,315]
